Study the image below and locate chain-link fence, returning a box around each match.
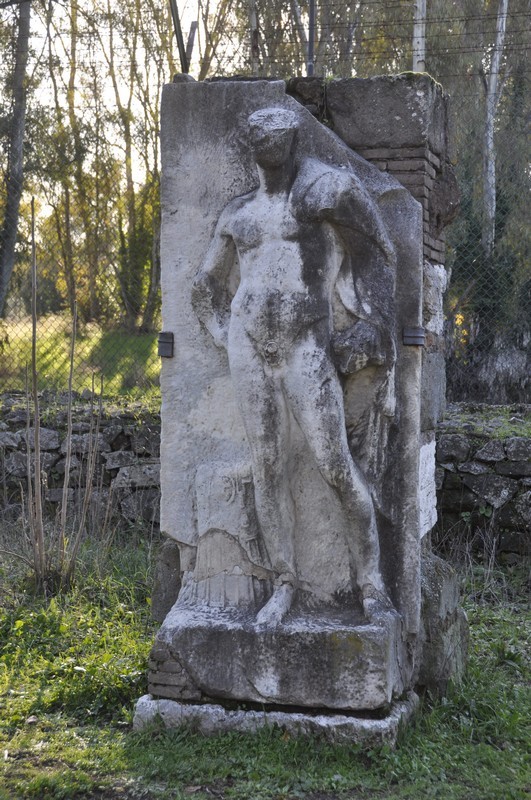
[444,72,530,404]
[1,1,529,401]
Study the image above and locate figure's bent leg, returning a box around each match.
[228,324,296,623]
[284,342,392,618]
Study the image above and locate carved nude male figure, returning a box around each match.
[192,108,395,625]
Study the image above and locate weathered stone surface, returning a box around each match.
[113,461,160,489]
[86,489,113,525]
[0,431,21,448]
[326,74,449,155]
[103,451,137,470]
[133,692,420,747]
[439,488,477,512]
[423,261,447,336]
[148,658,185,673]
[46,488,74,503]
[505,437,531,461]
[497,490,531,532]
[71,422,91,433]
[437,434,470,462]
[475,440,506,462]
[17,427,60,451]
[499,529,530,554]
[421,351,446,431]
[442,471,467,489]
[6,410,28,425]
[130,428,160,457]
[0,396,162,536]
[60,433,111,455]
[153,605,404,710]
[513,490,531,529]
[458,461,490,475]
[495,460,531,478]
[419,552,468,694]
[54,455,81,475]
[462,474,519,509]
[428,159,460,237]
[120,488,160,524]
[152,538,181,623]
[146,75,462,724]
[160,79,423,636]
[440,462,456,472]
[101,424,124,446]
[4,450,57,478]
[419,437,437,536]
[286,77,325,118]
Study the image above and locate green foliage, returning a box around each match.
[0,540,529,799]
[122,598,530,799]
[0,570,153,729]
[0,316,159,396]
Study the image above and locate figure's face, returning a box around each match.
[250,126,295,169]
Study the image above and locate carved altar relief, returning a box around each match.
[187,107,399,625]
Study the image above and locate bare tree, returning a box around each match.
[0,0,31,315]
[480,0,509,258]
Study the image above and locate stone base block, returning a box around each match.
[133,692,419,747]
[419,551,469,694]
[149,604,405,711]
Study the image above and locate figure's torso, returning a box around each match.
[224,190,343,346]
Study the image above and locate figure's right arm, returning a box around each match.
[191,213,236,350]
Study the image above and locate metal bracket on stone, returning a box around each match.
[403,327,426,346]
[158,331,174,358]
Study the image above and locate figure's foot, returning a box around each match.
[361,582,394,622]
[256,583,294,627]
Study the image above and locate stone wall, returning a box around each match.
[0,392,161,530]
[435,404,530,559]
[2,395,528,561]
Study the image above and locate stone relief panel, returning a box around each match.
[159,79,423,641]
[190,107,397,625]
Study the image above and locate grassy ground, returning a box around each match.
[0,533,529,800]
[0,316,160,398]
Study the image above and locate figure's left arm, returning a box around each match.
[316,171,397,375]
[319,170,396,267]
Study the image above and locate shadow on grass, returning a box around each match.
[85,329,159,395]
[0,316,159,397]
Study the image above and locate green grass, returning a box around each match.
[0,537,529,800]
[0,316,160,398]
[441,402,531,440]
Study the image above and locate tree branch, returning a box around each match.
[0,0,31,9]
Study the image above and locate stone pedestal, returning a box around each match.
[134,692,420,747]
[149,605,403,710]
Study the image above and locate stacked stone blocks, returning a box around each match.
[0,394,161,529]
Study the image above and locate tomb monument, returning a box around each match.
[134,76,467,744]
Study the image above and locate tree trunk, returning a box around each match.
[0,0,31,316]
[197,0,234,80]
[66,0,100,321]
[481,0,509,259]
[141,204,161,332]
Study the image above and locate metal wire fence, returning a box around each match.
[0,0,529,401]
[443,76,530,404]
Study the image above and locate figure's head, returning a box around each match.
[248,108,299,169]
